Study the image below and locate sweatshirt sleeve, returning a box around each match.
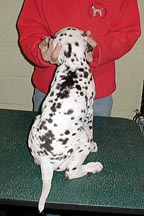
[17,0,51,67]
[90,0,141,67]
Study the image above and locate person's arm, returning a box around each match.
[90,0,141,67]
[17,0,51,67]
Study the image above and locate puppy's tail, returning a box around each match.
[38,160,54,213]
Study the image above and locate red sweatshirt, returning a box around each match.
[17,0,141,99]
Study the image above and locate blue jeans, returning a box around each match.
[33,88,113,116]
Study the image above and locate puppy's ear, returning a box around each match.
[86,43,93,52]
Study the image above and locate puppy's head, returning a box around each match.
[52,27,93,65]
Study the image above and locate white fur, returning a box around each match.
[28,27,103,213]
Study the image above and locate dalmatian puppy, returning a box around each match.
[28,27,103,213]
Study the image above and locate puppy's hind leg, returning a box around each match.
[65,139,103,180]
[66,159,103,180]
[38,159,54,213]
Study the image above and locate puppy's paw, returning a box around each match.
[87,162,103,174]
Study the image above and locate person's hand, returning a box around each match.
[39,36,62,64]
[84,31,97,62]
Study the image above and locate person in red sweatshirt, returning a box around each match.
[17,0,141,116]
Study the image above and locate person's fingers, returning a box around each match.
[84,36,97,48]
[84,30,97,49]
[51,42,62,63]
[39,38,56,62]
[85,30,92,37]
[39,36,50,49]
